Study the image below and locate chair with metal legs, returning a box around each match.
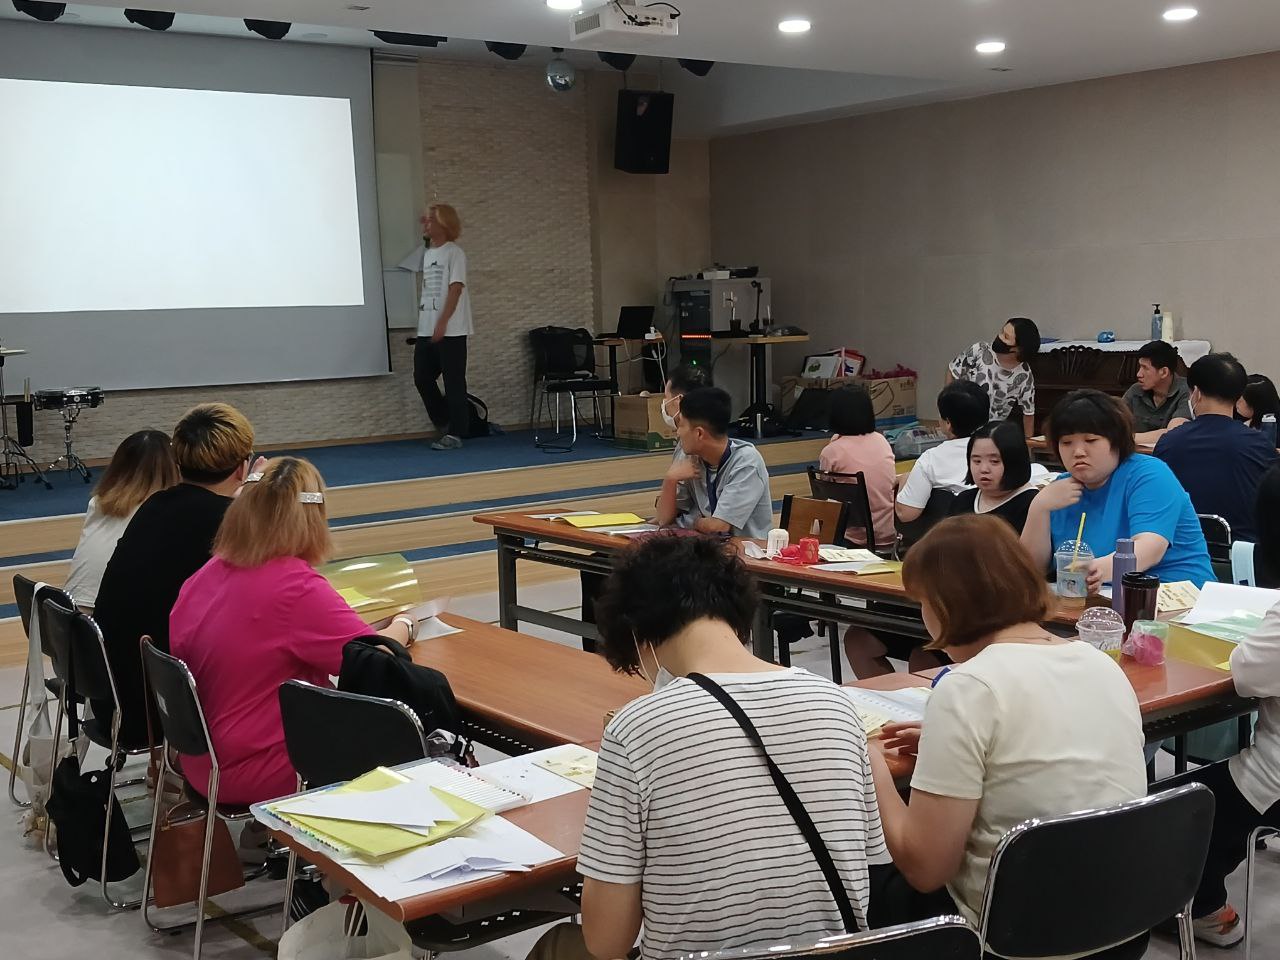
[678,915,980,960]
[1244,824,1279,960]
[41,598,152,906]
[9,575,75,808]
[140,639,279,960]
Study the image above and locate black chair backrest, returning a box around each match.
[39,598,104,702]
[979,782,1214,958]
[808,467,877,552]
[896,487,957,554]
[140,639,212,758]
[688,916,980,960]
[14,575,74,654]
[1198,514,1232,562]
[529,325,595,381]
[278,680,428,789]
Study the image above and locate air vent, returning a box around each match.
[573,12,602,36]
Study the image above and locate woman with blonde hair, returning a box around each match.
[65,430,179,611]
[169,457,416,806]
[414,202,474,450]
[865,515,1147,944]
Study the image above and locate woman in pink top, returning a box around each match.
[169,457,417,807]
[818,384,897,550]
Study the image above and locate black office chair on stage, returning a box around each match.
[976,782,1213,960]
[9,575,76,808]
[683,916,980,960]
[528,325,616,452]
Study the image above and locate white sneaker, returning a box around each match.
[1193,904,1244,948]
[430,435,463,450]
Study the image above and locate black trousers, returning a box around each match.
[414,335,470,437]
[1169,759,1280,916]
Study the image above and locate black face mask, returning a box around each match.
[991,337,1015,356]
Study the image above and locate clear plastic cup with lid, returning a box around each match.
[1077,606,1124,659]
[1054,540,1095,598]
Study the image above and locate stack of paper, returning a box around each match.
[1157,581,1201,614]
[476,749,591,802]
[398,597,462,641]
[843,687,930,736]
[532,744,598,789]
[1181,582,1280,627]
[557,513,647,529]
[818,546,880,564]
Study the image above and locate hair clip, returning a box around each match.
[244,472,264,483]
[298,492,324,504]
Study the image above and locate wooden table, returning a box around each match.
[418,615,648,752]
[594,335,665,437]
[473,511,1087,661]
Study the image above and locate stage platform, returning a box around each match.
[0,429,828,665]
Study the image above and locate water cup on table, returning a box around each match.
[1077,607,1125,660]
[1055,540,1094,598]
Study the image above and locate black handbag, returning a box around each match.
[688,673,861,935]
[45,752,140,887]
[338,636,464,745]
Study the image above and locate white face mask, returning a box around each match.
[634,635,676,692]
[661,396,679,430]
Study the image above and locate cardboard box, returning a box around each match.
[613,395,676,450]
[860,375,917,429]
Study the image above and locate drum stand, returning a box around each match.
[0,351,52,491]
[47,406,92,483]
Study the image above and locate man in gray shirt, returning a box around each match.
[656,387,774,539]
[1122,340,1192,445]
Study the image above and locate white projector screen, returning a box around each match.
[0,22,388,390]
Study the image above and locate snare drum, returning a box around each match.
[34,387,105,410]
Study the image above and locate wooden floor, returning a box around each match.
[0,436,828,666]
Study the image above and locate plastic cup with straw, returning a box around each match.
[1055,513,1092,598]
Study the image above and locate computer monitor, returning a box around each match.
[616,305,655,340]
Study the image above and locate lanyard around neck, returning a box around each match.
[705,443,734,512]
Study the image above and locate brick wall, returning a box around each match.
[417,60,597,426]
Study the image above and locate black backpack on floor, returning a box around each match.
[338,636,463,741]
[465,394,491,438]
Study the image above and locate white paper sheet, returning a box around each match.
[477,752,585,803]
[1182,582,1280,625]
[417,616,462,640]
[404,596,450,622]
[529,510,600,520]
[378,816,562,884]
[273,780,456,829]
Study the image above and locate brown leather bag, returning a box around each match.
[149,800,245,909]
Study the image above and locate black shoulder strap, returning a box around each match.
[688,673,859,934]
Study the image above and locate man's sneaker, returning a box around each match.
[430,434,463,450]
[1194,904,1244,947]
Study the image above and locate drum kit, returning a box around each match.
[0,342,104,490]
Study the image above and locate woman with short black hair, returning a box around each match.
[1238,374,1280,433]
[946,317,1040,437]
[819,384,896,548]
[948,420,1038,533]
[1021,388,1214,590]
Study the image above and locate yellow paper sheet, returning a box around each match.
[269,767,487,860]
[337,587,375,608]
[856,561,903,577]
[854,708,891,737]
[533,745,598,788]
[559,513,647,529]
[1157,581,1201,615]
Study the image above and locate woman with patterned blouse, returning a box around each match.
[946,318,1041,437]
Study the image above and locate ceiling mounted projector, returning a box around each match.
[571,0,677,43]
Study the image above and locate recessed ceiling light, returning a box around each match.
[298,32,329,39]
[346,4,370,10]
[778,18,811,34]
[975,40,1006,54]
[547,0,582,9]
[1163,6,1198,21]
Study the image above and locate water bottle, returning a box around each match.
[1263,413,1278,448]
[1111,538,1138,622]
[1150,304,1163,341]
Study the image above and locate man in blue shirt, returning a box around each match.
[1155,353,1278,543]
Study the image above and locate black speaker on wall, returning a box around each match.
[614,89,674,175]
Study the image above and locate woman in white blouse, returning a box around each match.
[65,430,179,610]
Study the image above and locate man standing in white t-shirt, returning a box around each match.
[414,203,474,450]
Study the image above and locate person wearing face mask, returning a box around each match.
[1155,353,1277,543]
[1021,389,1214,593]
[948,420,1039,534]
[525,534,888,960]
[945,318,1040,437]
[656,387,773,538]
[578,363,713,639]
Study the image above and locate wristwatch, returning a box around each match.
[392,615,418,643]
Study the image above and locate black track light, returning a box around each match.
[12,1,65,22]
[125,9,175,31]
[677,58,714,77]
[371,31,447,47]
[244,18,290,40]
[484,41,526,61]
[597,51,637,71]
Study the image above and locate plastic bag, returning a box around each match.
[278,900,414,960]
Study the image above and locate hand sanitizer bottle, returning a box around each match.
[1150,304,1163,341]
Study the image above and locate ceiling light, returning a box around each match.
[1163,6,1198,21]
[777,18,810,34]
[546,0,581,9]
[975,40,1006,54]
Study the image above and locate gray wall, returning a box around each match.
[710,51,1280,417]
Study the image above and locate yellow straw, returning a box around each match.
[1071,513,1087,571]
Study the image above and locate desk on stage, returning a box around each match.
[715,333,809,439]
